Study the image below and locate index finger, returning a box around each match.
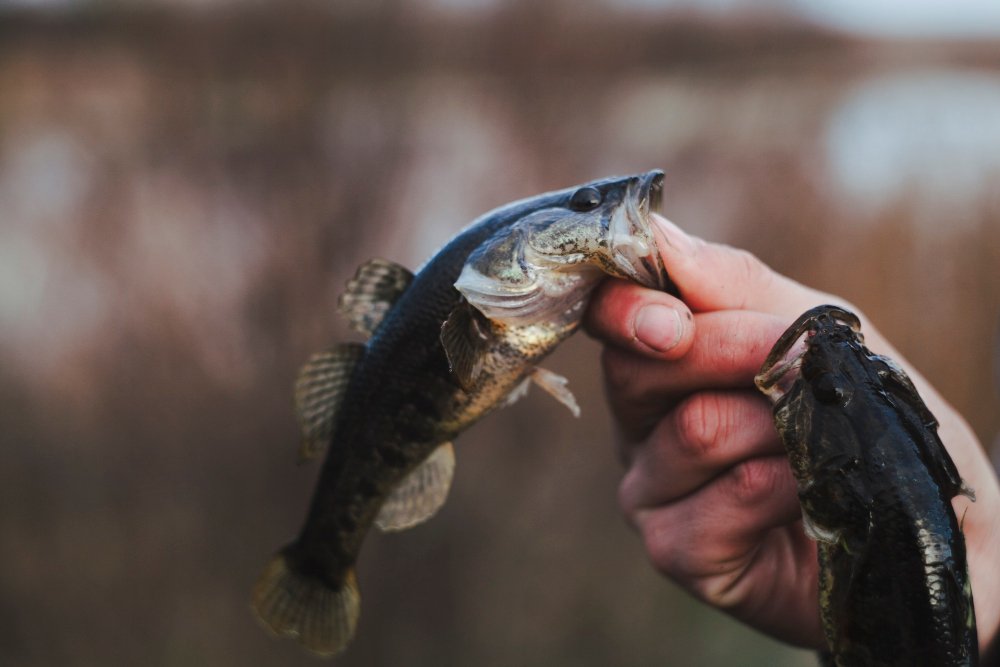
[650,214,828,318]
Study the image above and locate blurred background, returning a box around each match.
[2,1,999,665]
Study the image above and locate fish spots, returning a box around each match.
[378,446,409,469]
[357,478,378,498]
[256,171,672,656]
[407,393,443,422]
[757,305,978,664]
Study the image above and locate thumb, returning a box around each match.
[653,214,825,319]
[653,214,920,396]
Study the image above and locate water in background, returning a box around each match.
[1,5,998,666]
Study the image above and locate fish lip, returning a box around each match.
[755,342,808,404]
[754,305,863,403]
[638,169,664,219]
[609,169,670,291]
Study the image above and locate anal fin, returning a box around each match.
[375,442,455,532]
[502,377,532,408]
[530,367,580,417]
[294,343,365,461]
[338,258,414,337]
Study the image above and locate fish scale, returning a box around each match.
[757,305,978,667]
[252,170,673,656]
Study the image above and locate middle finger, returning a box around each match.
[603,309,791,441]
[618,389,784,513]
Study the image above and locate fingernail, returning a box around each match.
[634,304,682,353]
[652,213,696,257]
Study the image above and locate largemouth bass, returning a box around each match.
[755,305,978,667]
[252,170,674,656]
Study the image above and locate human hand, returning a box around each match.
[584,214,1000,656]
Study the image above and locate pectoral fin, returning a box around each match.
[440,298,495,391]
[876,356,975,500]
[530,367,580,417]
[338,258,414,337]
[294,343,365,461]
[375,442,456,532]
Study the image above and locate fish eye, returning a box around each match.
[569,187,602,212]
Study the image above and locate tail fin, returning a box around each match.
[251,546,360,657]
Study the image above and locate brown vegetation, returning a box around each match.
[0,6,997,666]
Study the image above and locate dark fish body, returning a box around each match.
[253,171,672,655]
[756,305,978,667]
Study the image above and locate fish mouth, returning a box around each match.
[608,170,674,293]
[755,305,862,403]
[754,334,809,405]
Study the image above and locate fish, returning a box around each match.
[755,305,979,667]
[252,170,674,656]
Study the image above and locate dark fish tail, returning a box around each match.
[251,541,360,657]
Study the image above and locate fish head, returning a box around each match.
[519,170,672,290]
[755,305,864,407]
[455,170,673,326]
[756,305,881,543]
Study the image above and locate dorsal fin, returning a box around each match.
[338,258,414,337]
[440,298,496,391]
[375,442,456,532]
[294,343,365,461]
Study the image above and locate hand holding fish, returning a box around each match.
[585,214,1000,661]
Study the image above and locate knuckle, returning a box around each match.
[641,515,746,609]
[724,247,774,310]
[616,469,643,522]
[725,457,782,506]
[734,247,770,286]
[691,570,748,610]
[641,518,681,576]
[637,508,756,610]
[672,394,727,460]
[713,310,773,372]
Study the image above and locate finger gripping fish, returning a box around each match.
[755,305,978,667]
[252,171,674,656]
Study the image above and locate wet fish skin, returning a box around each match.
[756,305,978,667]
[252,171,671,656]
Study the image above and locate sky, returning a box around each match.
[423,0,1000,38]
[795,0,1000,38]
[824,70,1000,218]
[4,0,1000,38]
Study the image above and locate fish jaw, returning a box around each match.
[605,170,673,292]
[453,260,600,327]
[454,170,675,328]
[755,305,863,404]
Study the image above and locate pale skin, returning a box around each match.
[584,213,1000,659]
